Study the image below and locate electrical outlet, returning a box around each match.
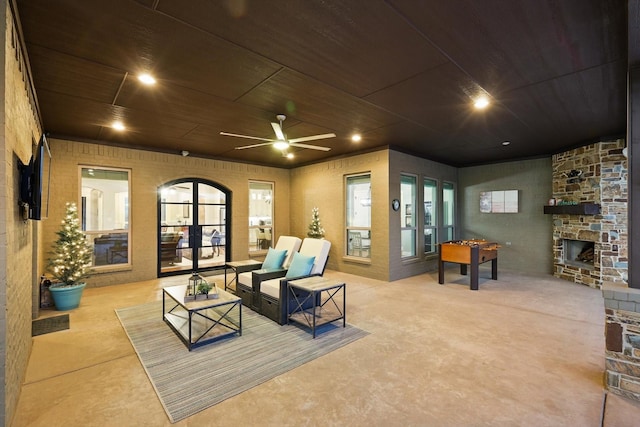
[506,241,512,245]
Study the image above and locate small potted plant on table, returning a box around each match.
[47,202,93,310]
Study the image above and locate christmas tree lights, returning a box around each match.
[47,202,93,286]
[307,207,325,238]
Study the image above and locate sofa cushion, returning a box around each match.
[262,248,288,270]
[260,278,281,299]
[274,236,302,268]
[285,252,316,279]
[299,238,331,275]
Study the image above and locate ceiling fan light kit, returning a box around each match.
[221,114,335,153]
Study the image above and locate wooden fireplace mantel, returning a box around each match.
[543,203,601,215]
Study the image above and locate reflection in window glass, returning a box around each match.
[424,178,438,254]
[346,174,371,258]
[401,174,417,258]
[249,181,273,251]
[81,167,130,267]
[159,182,193,227]
[443,181,455,242]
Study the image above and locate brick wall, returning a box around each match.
[2,5,43,424]
[290,150,390,280]
[43,140,292,287]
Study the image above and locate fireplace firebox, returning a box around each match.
[563,239,595,269]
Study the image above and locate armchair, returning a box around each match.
[160,232,182,264]
[259,238,331,324]
[235,235,301,308]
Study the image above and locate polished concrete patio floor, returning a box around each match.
[12,268,640,426]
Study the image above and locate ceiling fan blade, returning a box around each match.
[271,122,285,140]
[289,142,331,151]
[288,133,336,143]
[220,132,275,142]
[234,142,274,150]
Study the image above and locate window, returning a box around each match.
[424,178,438,254]
[346,174,371,258]
[81,167,130,268]
[401,174,417,258]
[443,181,456,241]
[249,181,273,252]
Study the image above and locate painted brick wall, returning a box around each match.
[459,157,553,274]
[388,150,458,281]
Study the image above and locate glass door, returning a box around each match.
[158,179,230,276]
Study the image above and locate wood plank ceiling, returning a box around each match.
[16,0,626,167]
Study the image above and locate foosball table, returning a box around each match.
[438,239,499,290]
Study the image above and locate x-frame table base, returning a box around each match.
[163,284,242,351]
[287,277,346,338]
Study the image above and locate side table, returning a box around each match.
[287,276,346,338]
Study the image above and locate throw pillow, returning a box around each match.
[285,252,316,279]
[262,248,288,270]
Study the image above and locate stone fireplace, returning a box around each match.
[550,139,627,288]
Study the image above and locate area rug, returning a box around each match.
[115,301,368,423]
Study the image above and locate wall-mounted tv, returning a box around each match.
[18,134,51,220]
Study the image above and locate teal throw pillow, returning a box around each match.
[262,248,287,270]
[285,252,316,279]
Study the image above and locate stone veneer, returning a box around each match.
[603,282,640,401]
[551,140,627,288]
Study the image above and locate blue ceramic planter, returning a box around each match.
[49,282,86,311]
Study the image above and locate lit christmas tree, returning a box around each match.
[307,206,325,238]
[47,202,93,286]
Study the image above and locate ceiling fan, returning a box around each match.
[220,114,335,152]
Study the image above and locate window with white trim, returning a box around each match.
[443,181,456,241]
[346,173,371,258]
[249,181,273,252]
[81,167,130,268]
[401,174,417,258]
[424,178,438,254]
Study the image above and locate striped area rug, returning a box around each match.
[115,301,368,423]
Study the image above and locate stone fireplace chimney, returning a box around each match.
[555,140,634,401]
[549,139,627,288]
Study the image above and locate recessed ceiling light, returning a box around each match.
[112,121,125,131]
[138,73,156,85]
[502,141,511,146]
[474,96,490,110]
[286,152,294,159]
[351,134,362,142]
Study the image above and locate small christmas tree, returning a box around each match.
[47,202,93,286]
[307,206,325,238]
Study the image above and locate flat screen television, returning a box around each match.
[18,134,51,220]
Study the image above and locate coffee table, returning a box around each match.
[163,284,242,351]
[287,276,346,338]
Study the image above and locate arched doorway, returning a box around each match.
[157,178,231,277]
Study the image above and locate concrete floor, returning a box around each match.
[11,268,640,426]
